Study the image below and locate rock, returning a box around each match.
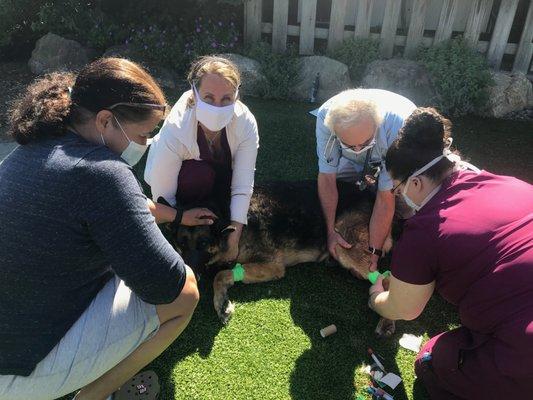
[527,81,533,108]
[220,53,265,97]
[28,33,90,74]
[85,47,101,62]
[102,44,138,60]
[292,56,352,103]
[143,64,177,90]
[102,45,177,90]
[501,108,533,121]
[479,71,532,118]
[361,59,437,106]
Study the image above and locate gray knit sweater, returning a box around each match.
[0,132,186,376]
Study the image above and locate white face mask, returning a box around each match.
[402,179,442,213]
[193,85,236,132]
[113,116,149,166]
[401,139,480,213]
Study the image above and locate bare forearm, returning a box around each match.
[370,291,404,320]
[230,221,244,236]
[318,174,338,234]
[369,192,395,250]
[147,199,177,224]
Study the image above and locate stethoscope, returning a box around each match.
[323,133,340,167]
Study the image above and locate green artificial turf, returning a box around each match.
[70,96,532,400]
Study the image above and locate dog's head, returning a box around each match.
[333,209,394,280]
[166,218,235,280]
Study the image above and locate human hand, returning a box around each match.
[369,255,379,272]
[181,208,217,226]
[327,231,352,261]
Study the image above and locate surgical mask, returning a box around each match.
[402,180,442,213]
[193,85,237,132]
[401,139,480,213]
[113,115,149,166]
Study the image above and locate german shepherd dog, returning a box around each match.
[168,180,396,337]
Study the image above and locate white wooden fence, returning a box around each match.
[244,0,533,74]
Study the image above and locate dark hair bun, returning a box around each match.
[385,107,456,182]
[8,72,75,145]
[399,107,451,153]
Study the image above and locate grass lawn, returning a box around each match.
[72,96,532,400]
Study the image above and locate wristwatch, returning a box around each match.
[368,246,383,258]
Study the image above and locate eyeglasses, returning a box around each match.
[338,136,376,154]
[391,177,408,195]
[108,102,170,117]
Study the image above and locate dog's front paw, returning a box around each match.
[375,318,396,338]
[216,298,235,325]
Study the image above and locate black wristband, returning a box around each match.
[156,196,183,227]
[171,206,184,228]
[368,246,383,257]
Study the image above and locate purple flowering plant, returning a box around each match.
[184,17,241,59]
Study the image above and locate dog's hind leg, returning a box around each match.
[213,262,286,324]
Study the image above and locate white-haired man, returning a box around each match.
[316,89,416,275]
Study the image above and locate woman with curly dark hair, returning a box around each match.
[0,58,200,399]
[368,107,533,399]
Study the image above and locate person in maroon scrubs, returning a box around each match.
[368,107,533,399]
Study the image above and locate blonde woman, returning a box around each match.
[316,89,416,276]
[145,55,259,263]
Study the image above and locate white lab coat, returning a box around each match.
[144,90,259,224]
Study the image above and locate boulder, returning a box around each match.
[143,64,177,91]
[28,33,90,74]
[220,53,265,97]
[527,81,533,108]
[292,56,352,103]
[103,45,177,90]
[479,71,532,118]
[102,44,138,60]
[361,59,437,106]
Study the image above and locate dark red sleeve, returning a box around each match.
[391,219,438,285]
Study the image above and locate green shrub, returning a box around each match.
[0,0,43,58]
[417,37,493,116]
[327,37,380,84]
[0,0,244,62]
[243,41,300,99]
[184,17,241,59]
[128,25,186,71]
[31,1,129,50]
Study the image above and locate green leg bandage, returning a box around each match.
[368,270,391,285]
[232,263,245,282]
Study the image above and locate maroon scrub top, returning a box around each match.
[392,170,533,376]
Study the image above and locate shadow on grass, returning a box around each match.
[143,276,225,399]
[204,261,457,400]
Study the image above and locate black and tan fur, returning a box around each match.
[169,180,395,336]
